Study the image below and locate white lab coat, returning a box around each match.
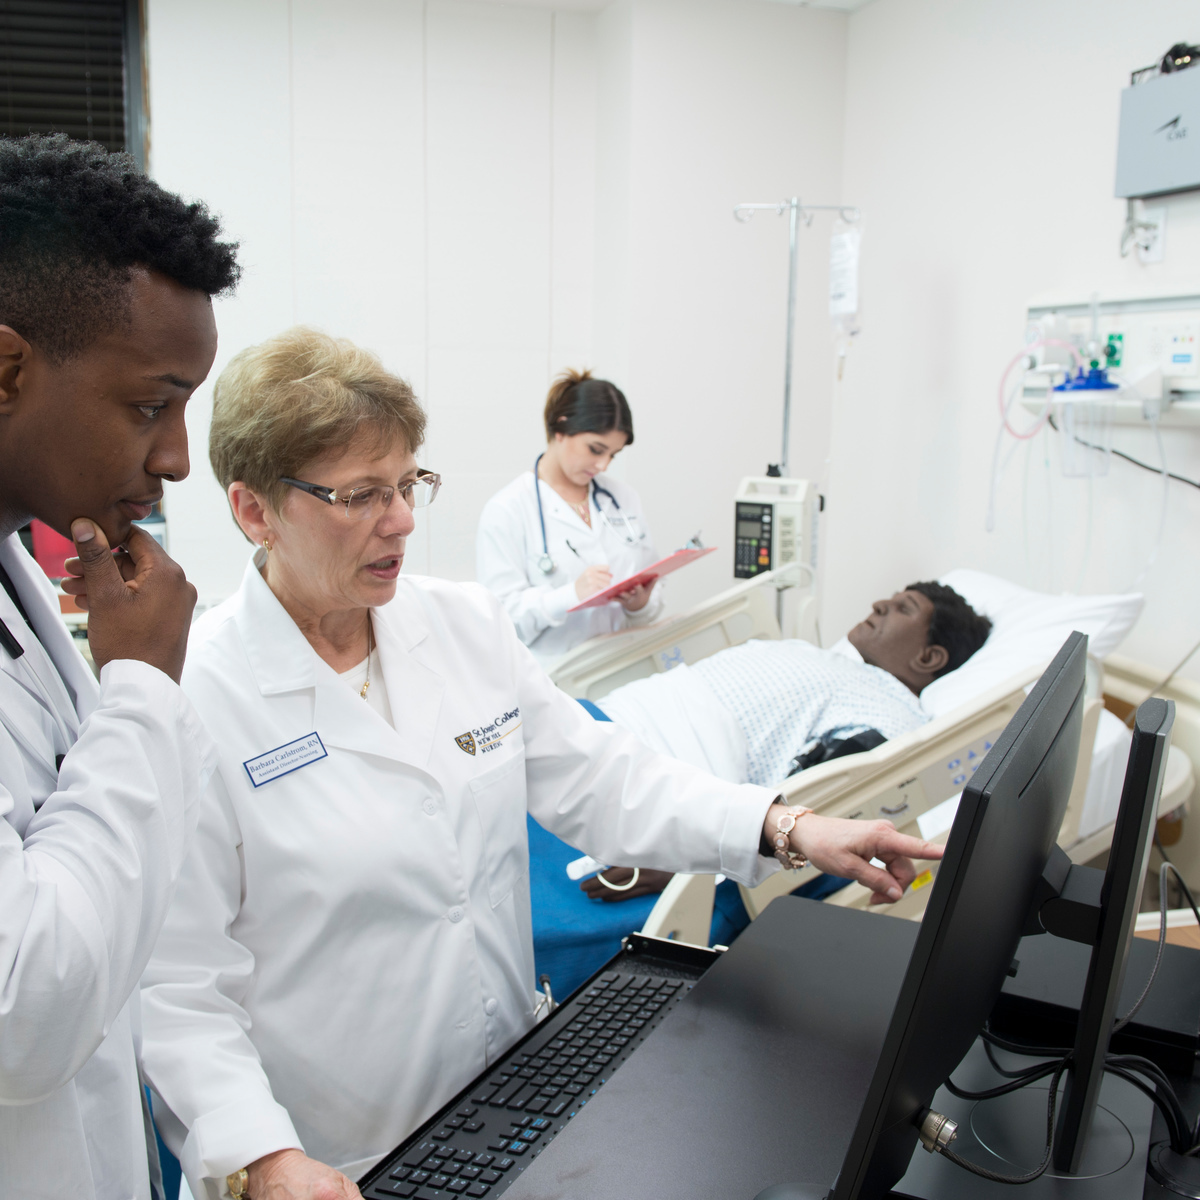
[476,470,665,663]
[141,554,777,1195]
[0,534,215,1200]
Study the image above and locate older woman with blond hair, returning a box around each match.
[137,327,941,1200]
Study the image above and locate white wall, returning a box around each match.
[146,0,848,617]
[830,0,1200,678]
[595,0,848,611]
[147,0,599,607]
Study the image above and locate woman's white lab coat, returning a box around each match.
[0,535,215,1199]
[476,470,665,663]
[140,555,776,1196]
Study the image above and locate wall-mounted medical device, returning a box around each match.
[1116,50,1200,198]
[733,477,819,581]
[1020,293,1200,428]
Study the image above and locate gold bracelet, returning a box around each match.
[227,1168,250,1199]
[772,805,813,870]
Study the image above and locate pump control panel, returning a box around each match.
[735,502,774,576]
[733,477,818,581]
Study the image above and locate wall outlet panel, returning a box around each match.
[1027,296,1200,393]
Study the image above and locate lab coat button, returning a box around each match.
[422,798,437,815]
[485,998,499,1016]
[449,907,464,923]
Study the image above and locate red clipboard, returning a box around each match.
[567,547,717,612]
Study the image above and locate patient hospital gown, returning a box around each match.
[601,639,929,788]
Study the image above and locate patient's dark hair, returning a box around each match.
[906,581,991,677]
[544,368,634,445]
[0,134,241,363]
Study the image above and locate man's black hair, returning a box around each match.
[0,134,240,362]
[905,581,992,677]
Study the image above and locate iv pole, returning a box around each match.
[733,198,860,477]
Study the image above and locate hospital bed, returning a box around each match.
[547,568,1198,944]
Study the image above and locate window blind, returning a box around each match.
[0,0,137,155]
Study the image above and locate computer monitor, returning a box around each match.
[1052,696,1172,1172]
[759,632,1176,1200]
[823,632,1087,1200]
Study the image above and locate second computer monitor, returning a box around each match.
[828,631,1088,1200]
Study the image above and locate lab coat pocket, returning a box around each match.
[469,748,529,908]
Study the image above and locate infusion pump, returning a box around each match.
[733,477,820,581]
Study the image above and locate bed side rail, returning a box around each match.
[549,565,804,701]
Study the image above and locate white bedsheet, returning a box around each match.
[595,664,747,784]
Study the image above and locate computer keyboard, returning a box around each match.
[361,967,697,1199]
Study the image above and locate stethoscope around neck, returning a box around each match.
[533,452,627,575]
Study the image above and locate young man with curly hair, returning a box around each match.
[0,135,239,1199]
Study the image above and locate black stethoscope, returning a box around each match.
[534,452,629,576]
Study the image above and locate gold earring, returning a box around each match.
[263,538,272,552]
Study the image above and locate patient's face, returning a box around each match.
[847,590,936,689]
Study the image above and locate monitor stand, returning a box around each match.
[893,1041,1153,1199]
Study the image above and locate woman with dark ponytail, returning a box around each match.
[477,369,663,663]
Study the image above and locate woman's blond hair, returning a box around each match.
[210,326,426,519]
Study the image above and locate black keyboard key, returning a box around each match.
[523,1096,548,1113]
[488,1088,519,1108]
[547,1099,569,1117]
[447,1116,465,1128]
[429,1146,452,1160]
[565,1084,583,1096]
[454,1149,475,1164]
[467,1185,491,1198]
[432,1128,453,1141]
[519,1129,541,1143]
[443,1162,463,1176]
[415,1190,442,1200]
[459,1166,481,1180]
[377,1184,417,1199]
[529,1117,551,1130]
[410,1171,431,1185]
[496,1157,516,1172]
[510,1116,530,1128]
[481,1170,502,1184]
[430,1174,451,1188]
[506,1085,538,1110]
[464,1120,485,1133]
[457,1106,478,1118]
[507,1142,529,1156]
[447,1180,468,1193]
[473,1154,494,1168]
[472,1085,499,1104]
[390,1166,413,1181]
[487,1137,510,1152]
[402,1145,435,1169]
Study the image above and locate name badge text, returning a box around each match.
[243,732,328,788]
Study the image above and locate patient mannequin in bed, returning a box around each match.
[582,581,991,901]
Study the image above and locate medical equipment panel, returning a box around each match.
[733,477,818,580]
[1116,63,1200,198]
[1019,294,1200,428]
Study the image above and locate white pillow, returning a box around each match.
[918,569,1143,718]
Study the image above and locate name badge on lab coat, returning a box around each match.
[243,732,328,788]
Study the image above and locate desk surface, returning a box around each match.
[503,896,918,1200]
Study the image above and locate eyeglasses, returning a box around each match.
[279,469,442,521]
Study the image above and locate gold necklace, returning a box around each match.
[360,618,373,701]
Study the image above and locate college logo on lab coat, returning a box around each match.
[455,731,477,756]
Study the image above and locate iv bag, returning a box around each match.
[830,219,861,374]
